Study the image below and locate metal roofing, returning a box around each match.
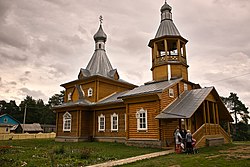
[119,78,182,98]
[53,99,91,109]
[155,19,181,38]
[20,123,43,132]
[155,2,181,38]
[94,24,107,42]
[96,92,127,105]
[156,87,214,119]
[161,2,172,12]
[86,49,114,78]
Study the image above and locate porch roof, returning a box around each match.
[156,87,213,119]
[156,87,233,122]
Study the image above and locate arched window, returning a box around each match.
[63,112,71,132]
[88,88,93,97]
[99,43,102,49]
[136,108,147,131]
[98,114,105,132]
[111,113,118,132]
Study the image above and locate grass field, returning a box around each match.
[0,139,250,167]
[120,141,250,167]
[0,139,161,167]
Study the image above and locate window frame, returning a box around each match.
[98,114,105,132]
[136,108,148,131]
[184,83,188,91]
[169,88,174,98]
[63,112,72,132]
[88,88,93,97]
[111,113,118,132]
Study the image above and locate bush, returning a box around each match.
[53,145,65,154]
[79,147,92,159]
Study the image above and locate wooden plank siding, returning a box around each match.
[57,111,78,137]
[160,119,179,146]
[161,84,178,110]
[94,108,126,138]
[127,100,161,140]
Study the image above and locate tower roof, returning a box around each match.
[85,49,114,77]
[78,17,119,80]
[155,2,181,38]
[94,24,107,42]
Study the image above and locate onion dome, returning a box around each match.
[93,24,107,42]
[161,2,172,12]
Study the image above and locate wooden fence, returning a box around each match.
[0,132,56,141]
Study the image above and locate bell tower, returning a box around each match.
[148,1,189,82]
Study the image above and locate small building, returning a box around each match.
[12,123,44,133]
[0,114,20,125]
[54,2,233,148]
[0,114,20,134]
[0,124,13,134]
[41,124,56,133]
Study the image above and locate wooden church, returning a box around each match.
[54,2,233,148]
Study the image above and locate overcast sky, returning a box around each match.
[0,0,250,109]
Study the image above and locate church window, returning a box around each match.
[184,83,188,91]
[67,92,72,101]
[98,114,105,132]
[136,108,147,131]
[88,88,93,97]
[169,88,174,98]
[99,44,102,49]
[63,112,71,132]
[111,113,118,132]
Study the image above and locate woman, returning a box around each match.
[186,130,193,154]
[174,128,182,153]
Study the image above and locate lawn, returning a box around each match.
[0,139,161,167]
[120,141,250,167]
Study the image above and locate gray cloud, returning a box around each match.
[0,0,249,109]
[19,88,47,100]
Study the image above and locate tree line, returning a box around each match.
[0,91,64,125]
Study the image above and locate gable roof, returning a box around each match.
[156,87,233,122]
[156,87,213,119]
[0,114,20,125]
[96,91,127,105]
[119,78,182,99]
[21,123,43,132]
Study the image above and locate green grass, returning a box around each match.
[120,141,250,167]
[0,139,161,167]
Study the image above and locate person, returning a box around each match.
[180,128,187,152]
[174,128,182,153]
[173,126,179,150]
[186,130,193,154]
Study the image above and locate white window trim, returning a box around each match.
[63,112,71,132]
[98,114,105,132]
[184,83,188,91]
[88,88,93,97]
[169,88,174,98]
[136,108,148,131]
[111,113,118,132]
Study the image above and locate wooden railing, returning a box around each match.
[193,123,232,147]
[154,55,187,66]
[219,126,231,143]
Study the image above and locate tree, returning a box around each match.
[221,93,249,126]
[48,90,65,106]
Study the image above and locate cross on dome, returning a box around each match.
[99,15,103,24]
